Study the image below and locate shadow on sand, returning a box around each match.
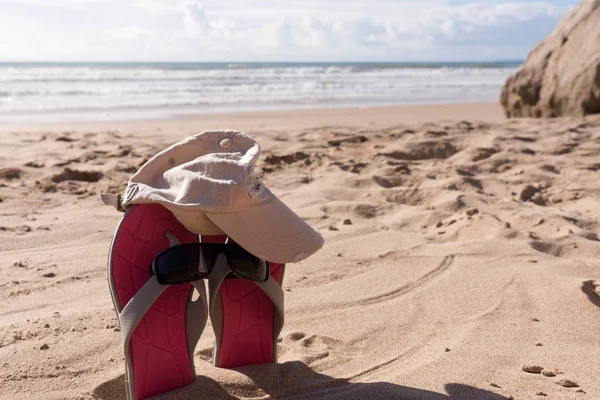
[582,280,600,308]
[93,361,510,400]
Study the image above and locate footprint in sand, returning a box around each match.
[280,332,349,365]
[327,135,368,147]
[385,188,429,206]
[116,165,138,174]
[511,135,537,143]
[585,163,600,171]
[331,160,368,174]
[529,240,564,257]
[263,152,311,168]
[488,157,516,173]
[539,164,560,174]
[0,168,22,180]
[354,204,381,219]
[379,139,460,161]
[470,147,499,162]
[372,174,405,188]
[551,143,577,155]
[455,166,477,177]
[55,135,76,142]
[51,168,103,183]
[372,166,410,188]
[24,161,45,168]
[1,225,32,235]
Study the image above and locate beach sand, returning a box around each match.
[1,102,599,399]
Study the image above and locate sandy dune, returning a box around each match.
[1,103,599,400]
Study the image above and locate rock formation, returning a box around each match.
[500,0,600,118]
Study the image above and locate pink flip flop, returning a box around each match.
[202,234,285,368]
[107,204,208,400]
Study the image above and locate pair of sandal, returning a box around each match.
[102,129,324,399]
[107,203,285,400]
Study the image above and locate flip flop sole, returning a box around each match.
[108,204,198,400]
[218,264,283,367]
[202,235,284,368]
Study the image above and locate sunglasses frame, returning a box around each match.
[151,242,270,285]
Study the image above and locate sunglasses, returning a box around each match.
[151,242,269,285]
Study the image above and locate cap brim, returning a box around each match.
[205,197,324,264]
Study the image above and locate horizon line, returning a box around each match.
[0,59,524,64]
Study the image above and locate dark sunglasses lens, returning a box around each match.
[153,243,209,284]
[198,244,218,271]
[226,244,268,282]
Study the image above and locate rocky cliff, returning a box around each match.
[500,0,600,118]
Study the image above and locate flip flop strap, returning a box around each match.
[118,277,207,352]
[256,273,285,340]
[186,281,209,354]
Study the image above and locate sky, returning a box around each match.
[0,0,579,62]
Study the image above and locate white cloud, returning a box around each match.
[3,0,106,6]
[104,25,153,40]
[182,1,206,37]
[0,0,578,61]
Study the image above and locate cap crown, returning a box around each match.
[123,130,271,212]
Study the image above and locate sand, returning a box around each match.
[1,102,599,400]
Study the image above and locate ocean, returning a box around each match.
[0,61,519,124]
